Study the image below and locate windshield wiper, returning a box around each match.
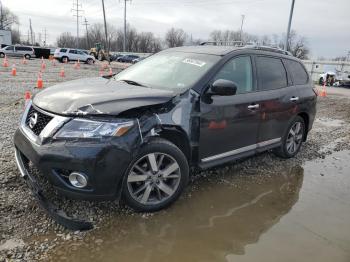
[119,79,147,87]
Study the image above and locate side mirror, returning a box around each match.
[210,79,237,96]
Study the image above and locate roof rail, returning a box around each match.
[200,41,245,47]
[200,41,292,56]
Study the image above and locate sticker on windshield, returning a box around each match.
[182,58,206,67]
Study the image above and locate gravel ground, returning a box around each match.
[1,58,350,261]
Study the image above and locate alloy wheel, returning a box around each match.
[127,153,181,205]
[286,121,303,154]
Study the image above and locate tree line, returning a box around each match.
[2,4,310,59]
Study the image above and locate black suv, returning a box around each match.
[14,45,316,220]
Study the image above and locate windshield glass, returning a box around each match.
[115,51,220,92]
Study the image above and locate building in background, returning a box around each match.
[0,30,12,47]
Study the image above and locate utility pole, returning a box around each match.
[72,0,83,48]
[43,28,47,46]
[82,17,90,48]
[0,0,3,30]
[101,0,110,63]
[239,15,245,42]
[285,0,295,51]
[122,0,131,52]
[29,18,33,45]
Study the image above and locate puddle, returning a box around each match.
[48,151,350,262]
[315,118,345,127]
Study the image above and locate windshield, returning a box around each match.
[115,51,220,92]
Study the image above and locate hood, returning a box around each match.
[33,77,175,116]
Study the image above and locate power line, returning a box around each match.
[72,0,84,48]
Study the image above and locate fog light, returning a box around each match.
[69,172,88,188]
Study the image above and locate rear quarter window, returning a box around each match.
[284,59,309,85]
[256,56,288,91]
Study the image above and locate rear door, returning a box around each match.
[76,50,86,61]
[199,55,262,163]
[68,49,78,60]
[254,55,300,148]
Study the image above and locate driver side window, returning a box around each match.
[213,56,253,94]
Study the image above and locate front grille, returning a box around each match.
[25,106,53,136]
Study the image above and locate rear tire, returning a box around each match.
[122,138,189,212]
[61,56,69,63]
[86,58,93,65]
[24,54,31,59]
[273,116,305,158]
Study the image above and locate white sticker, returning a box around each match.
[182,58,206,67]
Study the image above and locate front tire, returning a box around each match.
[274,116,305,158]
[122,139,189,212]
[0,52,5,58]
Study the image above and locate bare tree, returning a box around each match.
[279,30,310,59]
[56,32,76,48]
[0,5,18,30]
[165,28,187,48]
[11,29,21,44]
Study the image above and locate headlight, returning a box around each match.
[55,118,134,138]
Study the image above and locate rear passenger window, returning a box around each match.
[69,50,77,54]
[284,60,309,85]
[256,56,287,90]
[213,56,253,94]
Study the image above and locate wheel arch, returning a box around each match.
[297,112,309,141]
[156,126,192,163]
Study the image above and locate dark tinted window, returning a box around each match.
[284,59,309,85]
[213,56,253,94]
[16,46,32,51]
[256,56,287,90]
[60,48,67,53]
[69,49,77,54]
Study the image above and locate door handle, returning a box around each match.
[290,96,299,102]
[247,104,260,110]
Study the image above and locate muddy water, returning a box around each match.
[49,151,350,262]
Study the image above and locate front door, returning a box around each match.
[199,56,261,163]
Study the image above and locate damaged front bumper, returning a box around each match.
[15,148,93,230]
[13,124,137,230]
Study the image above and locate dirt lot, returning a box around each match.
[1,57,350,261]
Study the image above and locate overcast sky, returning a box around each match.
[3,0,350,58]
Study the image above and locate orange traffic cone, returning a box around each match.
[77,59,80,69]
[74,61,79,69]
[319,86,327,97]
[25,91,31,101]
[59,67,65,77]
[41,57,46,70]
[3,55,9,67]
[52,59,57,66]
[11,64,17,76]
[24,91,32,108]
[22,56,27,65]
[108,67,113,76]
[36,73,43,89]
[99,69,103,77]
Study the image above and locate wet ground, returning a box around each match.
[46,150,350,262]
[1,58,350,261]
